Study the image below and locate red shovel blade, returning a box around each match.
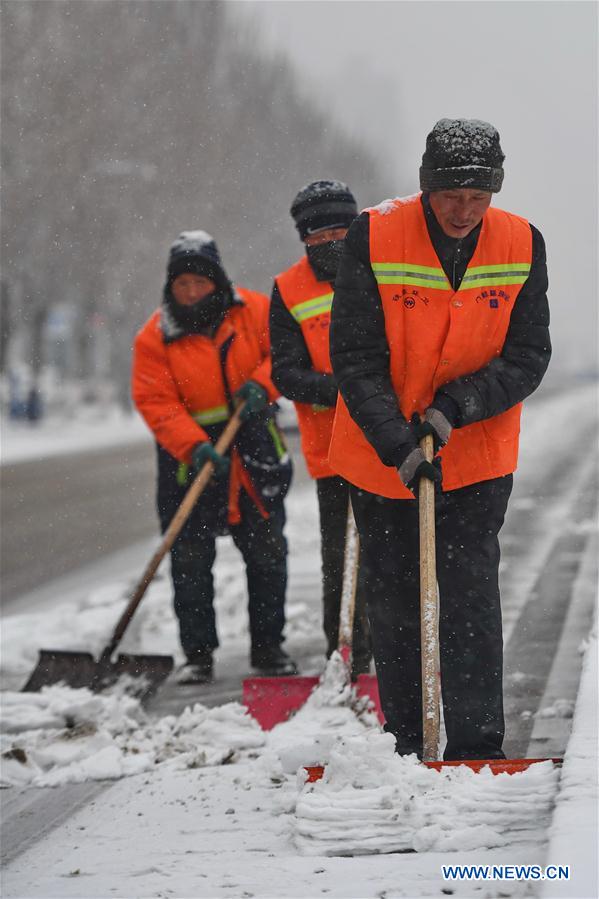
[243,672,384,730]
[243,675,320,730]
[304,756,563,782]
[423,757,563,774]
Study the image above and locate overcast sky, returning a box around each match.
[233,1,598,377]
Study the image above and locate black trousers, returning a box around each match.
[170,492,288,661]
[316,476,371,664]
[351,476,512,760]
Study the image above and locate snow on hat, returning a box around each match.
[290,180,358,240]
[167,230,228,285]
[420,119,505,193]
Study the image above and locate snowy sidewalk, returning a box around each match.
[0,408,150,466]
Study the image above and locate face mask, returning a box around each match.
[306,240,346,281]
[169,289,227,331]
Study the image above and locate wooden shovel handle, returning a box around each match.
[102,404,246,657]
[337,499,360,661]
[419,432,440,762]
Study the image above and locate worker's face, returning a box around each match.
[429,189,493,238]
[304,226,349,247]
[171,273,216,306]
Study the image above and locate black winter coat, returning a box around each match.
[270,277,338,409]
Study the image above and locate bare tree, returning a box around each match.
[1,1,392,411]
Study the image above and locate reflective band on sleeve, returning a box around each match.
[372,262,450,290]
[290,293,334,323]
[192,405,230,426]
[177,462,190,486]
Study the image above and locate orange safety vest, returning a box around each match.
[275,256,337,479]
[328,195,533,499]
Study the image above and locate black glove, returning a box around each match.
[191,441,230,478]
[234,380,268,421]
[398,447,442,497]
[415,410,451,456]
[420,394,459,452]
[398,419,443,497]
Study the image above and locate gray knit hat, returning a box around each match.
[166,230,228,286]
[420,119,505,193]
[290,180,358,240]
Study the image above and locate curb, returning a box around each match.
[540,534,598,899]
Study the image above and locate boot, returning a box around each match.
[175,651,214,685]
[250,644,298,676]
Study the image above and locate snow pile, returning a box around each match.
[294,731,560,856]
[266,652,380,774]
[1,685,265,788]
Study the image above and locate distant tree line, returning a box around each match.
[1,0,392,412]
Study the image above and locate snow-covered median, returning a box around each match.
[541,608,598,899]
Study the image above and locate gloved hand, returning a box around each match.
[417,407,453,454]
[398,443,442,497]
[234,380,268,421]
[191,441,230,478]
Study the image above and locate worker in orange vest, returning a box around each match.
[270,181,371,677]
[132,232,296,684]
[329,120,551,759]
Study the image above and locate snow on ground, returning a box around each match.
[0,406,150,465]
[0,398,297,466]
[2,384,598,897]
[2,656,587,898]
[1,688,266,788]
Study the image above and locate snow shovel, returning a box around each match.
[243,500,383,729]
[417,432,561,771]
[22,407,246,699]
[304,433,562,780]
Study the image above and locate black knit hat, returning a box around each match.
[166,230,228,286]
[420,119,505,193]
[290,180,358,241]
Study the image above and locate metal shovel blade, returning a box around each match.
[106,652,174,699]
[22,650,99,692]
[21,649,173,701]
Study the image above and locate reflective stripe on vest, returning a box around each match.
[459,263,531,290]
[372,261,531,291]
[372,262,450,290]
[289,291,334,323]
